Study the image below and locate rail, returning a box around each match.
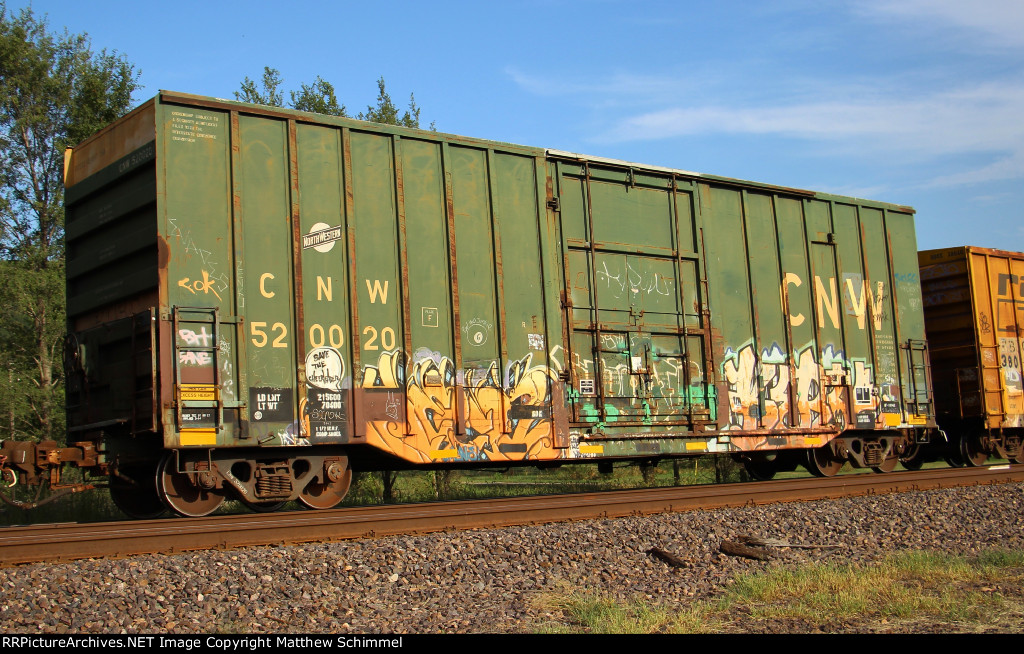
[1,465,1021,566]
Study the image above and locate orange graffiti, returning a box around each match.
[360,351,559,464]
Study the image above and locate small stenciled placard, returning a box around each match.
[180,407,216,428]
[169,110,220,145]
[528,333,545,351]
[463,318,491,347]
[306,388,346,441]
[579,379,596,395]
[178,384,218,402]
[422,307,439,328]
[249,387,293,422]
[856,410,875,426]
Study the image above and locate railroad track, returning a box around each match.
[2,465,1021,566]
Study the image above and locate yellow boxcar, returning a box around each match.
[919,246,1024,464]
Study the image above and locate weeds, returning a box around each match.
[533,582,724,634]
[338,456,749,507]
[531,549,1024,633]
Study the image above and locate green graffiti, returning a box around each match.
[579,404,601,423]
[604,403,621,423]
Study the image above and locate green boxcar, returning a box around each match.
[60,92,935,515]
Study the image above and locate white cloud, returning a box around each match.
[855,0,1024,49]
[925,152,1024,187]
[504,66,693,105]
[506,3,1024,189]
[598,82,1024,159]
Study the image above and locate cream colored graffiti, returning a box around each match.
[760,345,791,430]
[723,342,856,432]
[361,350,404,388]
[723,345,760,430]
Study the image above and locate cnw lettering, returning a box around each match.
[782,273,885,331]
[257,275,391,305]
[366,279,389,304]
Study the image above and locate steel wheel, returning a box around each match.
[742,454,778,481]
[109,462,166,519]
[1010,441,1023,464]
[805,446,843,477]
[944,452,965,467]
[944,434,966,467]
[298,458,352,510]
[899,443,925,470]
[960,434,989,467]
[997,437,1022,464]
[156,455,225,517]
[872,456,899,473]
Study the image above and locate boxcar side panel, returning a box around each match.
[833,202,875,426]
[486,151,558,459]
[158,102,240,448]
[237,116,299,445]
[296,123,351,445]
[349,130,407,447]
[552,159,715,439]
[701,182,929,445]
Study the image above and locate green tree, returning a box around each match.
[291,76,347,117]
[358,76,422,128]
[235,66,283,107]
[235,69,427,127]
[0,3,139,441]
[236,67,348,117]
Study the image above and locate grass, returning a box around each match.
[342,456,744,505]
[531,549,1024,634]
[533,581,727,634]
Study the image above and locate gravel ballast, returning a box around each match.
[1,482,1022,634]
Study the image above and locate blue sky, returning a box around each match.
[11,0,1024,251]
